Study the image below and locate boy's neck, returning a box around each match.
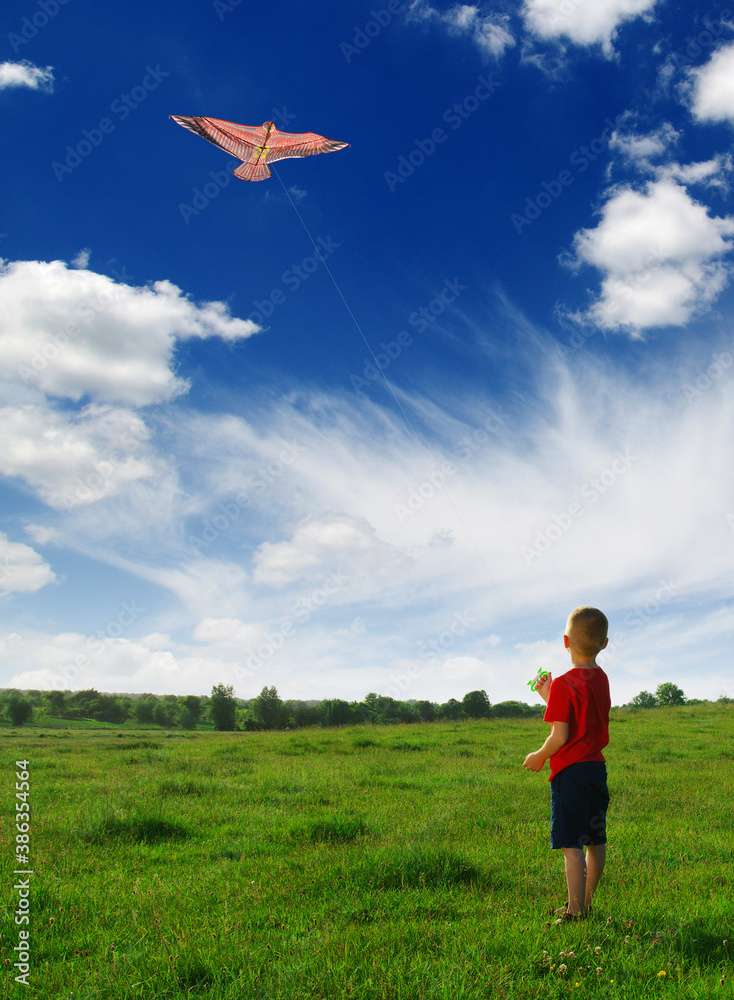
[569,656,600,669]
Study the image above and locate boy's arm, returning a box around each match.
[523,721,569,773]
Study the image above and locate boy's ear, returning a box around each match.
[602,637,608,649]
[563,634,570,648]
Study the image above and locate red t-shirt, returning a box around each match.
[543,666,610,781]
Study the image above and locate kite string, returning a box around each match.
[274,169,534,659]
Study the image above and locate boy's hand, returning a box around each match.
[535,671,552,702]
[523,751,545,772]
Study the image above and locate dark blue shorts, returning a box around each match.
[550,761,608,850]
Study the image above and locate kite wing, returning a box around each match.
[170,115,349,182]
[260,128,350,162]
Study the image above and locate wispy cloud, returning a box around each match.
[407,2,515,58]
[0,60,54,92]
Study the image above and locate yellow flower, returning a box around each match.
[657,971,667,978]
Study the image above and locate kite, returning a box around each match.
[170,116,349,182]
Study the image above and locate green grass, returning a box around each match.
[1,706,733,998]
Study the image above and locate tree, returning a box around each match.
[252,686,286,730]
[210,683,237,731]
[492,700,539,718]
[178,695,202,730]
[324,699,354,727]
[462,690,492,719]
[630,690,657,709]
[47,690,66,715]
[655,682,686,707]
[415,700,436,722]
[7,697,32,726]
[154,701,175,727]
[439,698,464,720]
[132,695,157,724]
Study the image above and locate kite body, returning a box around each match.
[170,116,349,181]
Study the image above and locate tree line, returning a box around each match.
[0,685,541,730]
[1,681,727,729]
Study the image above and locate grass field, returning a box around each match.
[1,705,732,999]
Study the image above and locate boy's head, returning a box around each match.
[565,606,608,658]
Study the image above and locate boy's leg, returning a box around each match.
[584,843,606,908]
[561,847,586,916]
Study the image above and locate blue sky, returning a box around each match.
[2,0,734,707]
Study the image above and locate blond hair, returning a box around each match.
[566,606,608,657]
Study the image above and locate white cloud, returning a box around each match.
[522,0,658,56]
[253,513,409,586]
[0,260,260,406]
[688,42,734,124]
[0,629,234,695]
[24,524,61,546]
[408,2,515,58]
[609,124,731,190]
[71,249,91,269]
[566,177,734,331]
[0,403,162,509]
[0,533,55,593]
[609,123,679,168]
[193,617,263,649]
[0,61,54,92]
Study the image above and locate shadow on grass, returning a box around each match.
[355,846,494,889]
[175,956,215,991]
[76,811,190,844]
[158,778,214,797]
[290,812,371,843]
[103,740,162,750]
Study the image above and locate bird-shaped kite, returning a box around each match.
[170,116,349,182]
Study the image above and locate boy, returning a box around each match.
[523,606,611,922]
